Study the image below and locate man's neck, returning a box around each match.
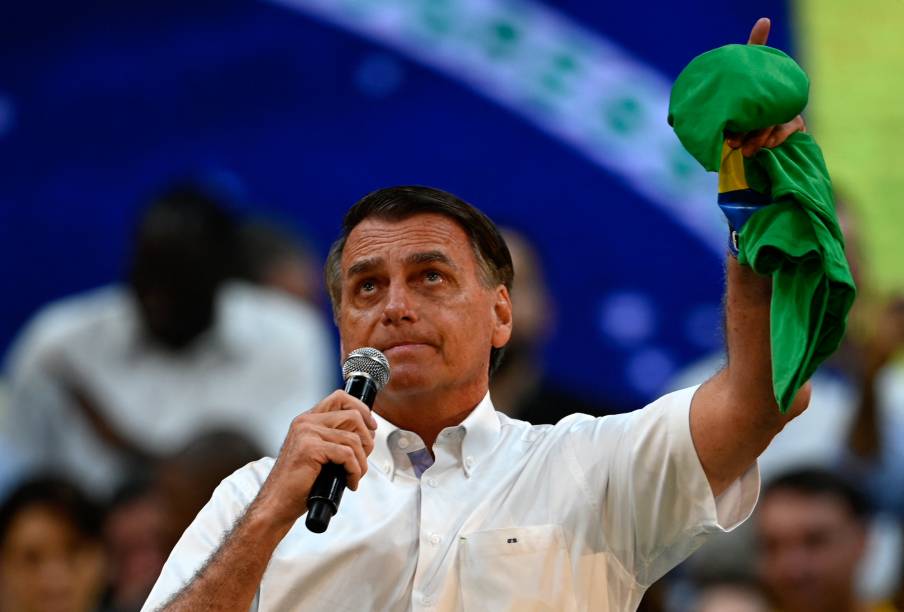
[374,385,488,451]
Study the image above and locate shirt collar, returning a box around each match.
[459,392,501,477]
[370,391,501,479]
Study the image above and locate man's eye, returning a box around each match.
[359,280,376,293]
[425,271,442,283]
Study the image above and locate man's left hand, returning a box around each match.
[724,17,807,158]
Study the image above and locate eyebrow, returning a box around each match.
[405,250,457,269]
[345,250,457,278]
[346,257,383,278]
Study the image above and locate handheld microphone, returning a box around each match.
[305,347,390,533]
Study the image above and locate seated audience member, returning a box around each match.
[693,576,770,612]
[755,468,897,612]
[235,219,323,306]
[0,381,28,501]
[489,227,616,423]
[104,477,168,612]
[2,184,335,496]
[154,429,263,554]
[0,476,107,612]
[845,293,904,513]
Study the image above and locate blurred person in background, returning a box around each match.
[0,476,107,612]
[693,576,769,612]
[1,184,335,497]
[843,292,904,512]
[103,477,168,612]
[235,219,324,306]
[154,429,263,555]
[489,227,616,423]
[755,468,896,612]
[101,431,264,612]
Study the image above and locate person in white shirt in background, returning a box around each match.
[1,184,335,498]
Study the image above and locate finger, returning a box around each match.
[318,440,365,490]
[316,410,377,451]
[741,126,776,157]
[725,131,743,149]
[314,426,369,483]
[309,391,378,430]
[320,415,376,455]
[763,121,800,149]
[747,17,770,45]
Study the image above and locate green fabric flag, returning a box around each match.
[668,43,856,412]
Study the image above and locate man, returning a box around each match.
[755,468,895,612]
[0,477,107,612]
[3,184,335,495]
[144,20,811,612]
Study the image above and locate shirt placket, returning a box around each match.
[409,429,462,611]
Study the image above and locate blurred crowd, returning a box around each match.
[1,183,903,612]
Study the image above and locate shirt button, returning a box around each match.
[382,461,391,474]
[421,594,434,606]
[464,456,474,468]
[429,533,441,545]
[397,437,410,449]
[427,477,438,488]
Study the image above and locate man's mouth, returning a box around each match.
[382,342,432,353]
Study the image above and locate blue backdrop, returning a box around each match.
[0,0,792,408]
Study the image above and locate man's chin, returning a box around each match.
[381,367,434,396]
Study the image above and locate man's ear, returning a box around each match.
[491,285,513,349]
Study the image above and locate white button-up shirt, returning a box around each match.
[143,387,758,611]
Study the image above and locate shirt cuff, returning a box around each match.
[670,385,761,533]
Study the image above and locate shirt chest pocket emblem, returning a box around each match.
[458,525,577,611]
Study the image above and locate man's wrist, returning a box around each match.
[718,194,770,258]
[246,489,298,544]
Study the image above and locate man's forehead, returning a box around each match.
[341,214,473,268]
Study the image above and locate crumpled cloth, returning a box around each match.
[668,43,856,412]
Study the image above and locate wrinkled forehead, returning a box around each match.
[341,213,476,272]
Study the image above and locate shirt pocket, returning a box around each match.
[458,524,578,612]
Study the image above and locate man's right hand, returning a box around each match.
[254,390,378,529]
[154,391,377,610]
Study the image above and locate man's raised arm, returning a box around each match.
[688,18,812,497]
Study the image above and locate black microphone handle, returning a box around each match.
[305,374,379,533]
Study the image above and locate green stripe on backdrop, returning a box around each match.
[796,0,904,293]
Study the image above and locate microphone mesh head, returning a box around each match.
[342,347,391,390]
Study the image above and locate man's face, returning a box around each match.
[337,213,511,400]
[0,505,106,612]
[756,490,866,612]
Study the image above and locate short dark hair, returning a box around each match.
[763,467,870,522]
[325,186,514,375]
[0,476,103,548]
[129,183,239,287]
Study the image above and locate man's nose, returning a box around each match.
[382,283,417,324]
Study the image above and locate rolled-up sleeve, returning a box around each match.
[561,386,759,587]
